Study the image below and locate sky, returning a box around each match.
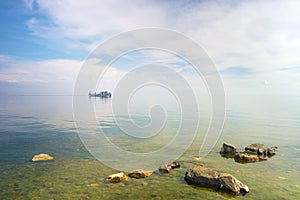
[0,0,300,96]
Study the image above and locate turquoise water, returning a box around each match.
[0,95,299,199]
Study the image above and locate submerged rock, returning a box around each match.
[141,181,148,186]
[234,153,268,163]
[220,143,237,156]
[127,169,153,179]
[194,157,202,161]
[159,161,180,173]
[107,172,128,183]
[182,161,205,169]
[31,153,54,162]
[244,143,277,157]
[89,183,99,187]
[184,165,249,196]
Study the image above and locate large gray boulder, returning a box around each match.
[184,166,220,189]
[184,165,249,196]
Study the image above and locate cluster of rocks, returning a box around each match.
[106,160,250,196]
[107,161,180,184]
[184,165,249,196]
[220,143,277,163]
[107,169,153,183]
[32,143,277,196]
[245,143,277,156]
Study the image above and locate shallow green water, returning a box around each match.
[0,96,299,199]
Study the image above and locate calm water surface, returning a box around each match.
[0,95,299,199]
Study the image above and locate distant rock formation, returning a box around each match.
[244,143,277,157]
[31,153,54,162]
[220,143,277,163]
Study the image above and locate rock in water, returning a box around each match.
[219,173,249,195]
[31,153,54,162]
[107,172,128,183]
[267,146,277,156]
[234,153,268,163]
[127,169,153,179]
[184,165,249,196]
[220,142,278,163]
[244,143,277,157]
[184,166,219,189]
[159,161,180,173]
[220,143,237,155]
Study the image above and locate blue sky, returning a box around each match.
[0,0,300,95]
[0,1,85,60]
[0,1,35,58]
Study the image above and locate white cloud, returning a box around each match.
[0,57,82,86]
[26,0,168,51]
[24,1,300,71]
[0,55,14,62]
[176,1,300,72]
[13,0,300,95]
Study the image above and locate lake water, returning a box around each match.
[0,95,299,199]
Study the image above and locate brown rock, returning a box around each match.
[220,143,237,155]
[127,169,152,179]
[184,165,249,196]
[31,153,54,162]
[267,146,277,156]
[219,173,249,195]
[159,161,180,173]
[107,172,128,183]
[244,143,277,157]
[234,153,268,163]
[184,166,219,189]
